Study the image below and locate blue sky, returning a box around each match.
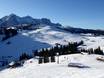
[0,0,104,29]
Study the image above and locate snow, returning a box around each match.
[1,14,104,78]
[0,26,81,57]
[0,14,56,27]
[0,54,104,78]
[81,36,104,50]
[0,26,104,60]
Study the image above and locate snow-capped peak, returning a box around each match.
[0,14,62,27]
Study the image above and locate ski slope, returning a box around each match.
[0,54,104,78]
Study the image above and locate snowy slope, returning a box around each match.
[0,26,81,57]
[80,35,104,50]
[0,26,104,58]
[0,54,104,78]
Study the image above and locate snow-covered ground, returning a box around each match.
[0,26,81,57]
[0,54,104,78]
[0,26,104,59]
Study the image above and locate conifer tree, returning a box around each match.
[43,57,49,63]
[19,53,31,61]
[38,57,43,64]
[50,56,55,62]
[94,46,103,55]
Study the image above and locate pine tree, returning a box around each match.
[38,57,43,64]
[33,50,38,57]
[88,48,94,54]
[19,53,31,61]
[50,56,55,62]
[94,46,103,55]
[43,57,49,63]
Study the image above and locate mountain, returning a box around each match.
[0,14,104,36]
[0,14,61,27]
[0,14,104,68]
[59,26,104,35]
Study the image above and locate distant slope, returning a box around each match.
[0,26,104,59]
[0,26,82,58]
[61,26,104,35]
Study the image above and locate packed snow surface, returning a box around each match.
[0,54,104,78]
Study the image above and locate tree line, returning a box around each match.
[19,40,104,64]
[19,41,84,64]
[80,46,103,55]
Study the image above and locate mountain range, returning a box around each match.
[0,14,61,27]
[0,14,104,36]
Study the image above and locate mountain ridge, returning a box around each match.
[0,14,62,27]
